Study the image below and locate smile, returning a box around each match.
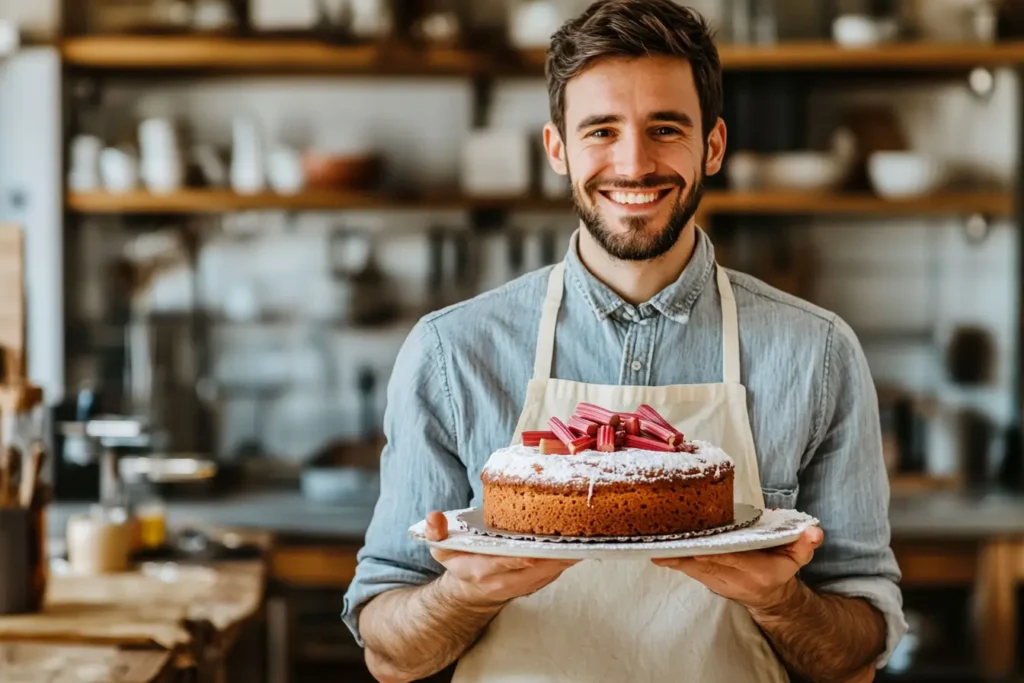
[598,188,674,209]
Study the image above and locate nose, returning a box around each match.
[612,129,657,179]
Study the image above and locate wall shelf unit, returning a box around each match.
[62,36,1024,75]
[66,189,1013,218]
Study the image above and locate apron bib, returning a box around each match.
[452,261,789,683]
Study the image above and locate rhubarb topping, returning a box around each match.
[548,416,577,446]
[523,402,695,456]
[539,438,570,455]
[568,415,599,437]
[568,435,597,454]
[636,404,684,440]
[522,430,557,447]
[621,434,677,452]
[575,402,621,428]
[621,415,641,436]
[639,419,680,446]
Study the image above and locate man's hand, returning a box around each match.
[654,526,887,683]
[359,513,577,683]
[426,511,578,608]
[650,526,824,611]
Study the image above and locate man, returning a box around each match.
[342,1,906,681]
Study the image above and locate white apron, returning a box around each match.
[452,260,789,683]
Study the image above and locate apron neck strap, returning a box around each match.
[533,262,565,380]
[716,265,741,384]
[532,260,742,384]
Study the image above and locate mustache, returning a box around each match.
[584,174,687,193]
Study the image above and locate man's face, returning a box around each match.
[544,56,726,261]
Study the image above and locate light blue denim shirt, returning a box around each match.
[343,228,907,667]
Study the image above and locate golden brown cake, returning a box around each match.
[480,441,735,538]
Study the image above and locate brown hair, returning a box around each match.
[546,0,722,142]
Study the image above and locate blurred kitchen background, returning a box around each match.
[0,0,1022,681]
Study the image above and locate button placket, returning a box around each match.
[626,314,655,384]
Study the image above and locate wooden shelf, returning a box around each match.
[62,36,495,75]
[66,189,1014,217]
[702,190,1013,216]
[720,41,1024,70]
[62,36,1024,74]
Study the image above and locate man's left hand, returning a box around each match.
[651,527,824,612]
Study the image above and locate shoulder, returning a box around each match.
[418,265,552,342]
[725,268,843,346]
[725,268,867,376]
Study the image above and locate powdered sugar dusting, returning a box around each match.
[481,440,733,488]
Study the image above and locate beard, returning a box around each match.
[570,164,705,262]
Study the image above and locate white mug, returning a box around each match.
[100,147,140,193]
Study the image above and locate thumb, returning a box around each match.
[786,526,824,566]
[425,510,449,541]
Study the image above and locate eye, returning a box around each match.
[587,128,613,139]
[652,126,682,137]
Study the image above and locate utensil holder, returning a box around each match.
[0,506,47,615]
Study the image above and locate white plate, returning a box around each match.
[409,506,820,560]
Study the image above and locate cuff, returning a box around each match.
[813,576,908,669]
[342,563,436,647]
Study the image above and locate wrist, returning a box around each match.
[435,571,508,614]
[745,577,807,620]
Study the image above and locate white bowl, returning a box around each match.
[833,14,898,48]
[868,153,948,198]
[761,153,848,192]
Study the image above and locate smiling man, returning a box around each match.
[342,2,906,682]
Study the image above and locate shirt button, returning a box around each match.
[631,360,643,372]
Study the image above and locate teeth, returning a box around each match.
[608,191,660,205]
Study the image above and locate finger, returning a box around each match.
[430,547,472,564]
[425,511,449,541]
[780,527,824,566]
[651,557,714,574]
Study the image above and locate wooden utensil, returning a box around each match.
[0,446,10,508]
[18,442,43,509]
[0,224,25,385]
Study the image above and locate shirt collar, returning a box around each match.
[563,226,716,325]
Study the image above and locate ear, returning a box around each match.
[703,117,727,176]
[543,122,568,176]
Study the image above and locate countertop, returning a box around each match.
[47,488,1024,542]
[48,489,378,542]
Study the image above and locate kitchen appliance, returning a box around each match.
[56,409,217,503]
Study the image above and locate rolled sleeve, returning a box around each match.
[342,319,472,646]
[798,316,908,668]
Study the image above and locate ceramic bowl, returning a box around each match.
[760,153,848,192]
[868,152,948,198]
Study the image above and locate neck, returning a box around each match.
[576,222,698,306]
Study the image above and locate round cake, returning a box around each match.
[481,441,735,538]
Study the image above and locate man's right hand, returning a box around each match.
[425,510,578,609]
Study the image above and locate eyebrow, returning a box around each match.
[650,111,695,128]
[576,114,622,132]
[575,111,695,133]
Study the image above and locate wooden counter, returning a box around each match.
[0,642,174,683]
[891,491,1024,679]
[0,561,265,682]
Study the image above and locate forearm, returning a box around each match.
[749,580,886,683]
[359,574,503,682]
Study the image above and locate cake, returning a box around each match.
[481,403,735,538]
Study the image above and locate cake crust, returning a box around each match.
[481,441,736,537]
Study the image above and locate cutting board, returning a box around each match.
[0,224,24,383]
